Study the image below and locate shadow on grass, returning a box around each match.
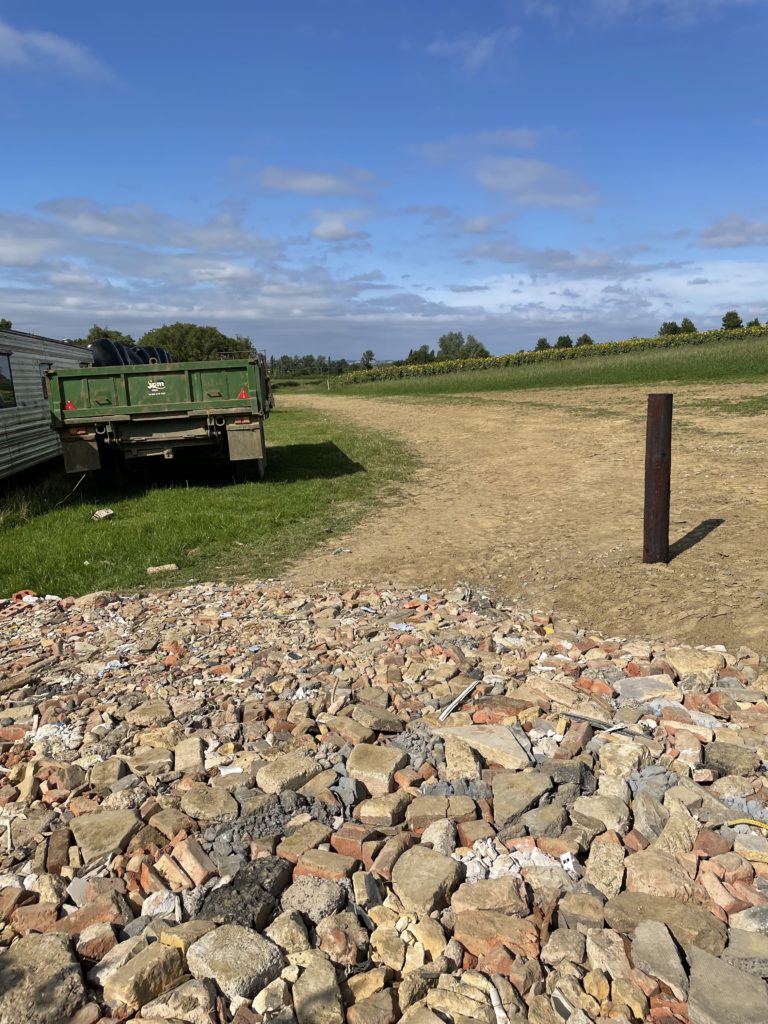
[267,441,364,482]
[1,442,365,528]
[669,518,725,560]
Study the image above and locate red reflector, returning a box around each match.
[64,400,76,410]
[237,388,249,399]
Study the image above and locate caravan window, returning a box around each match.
[0,354,15,409]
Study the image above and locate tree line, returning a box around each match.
[659,311,763,335]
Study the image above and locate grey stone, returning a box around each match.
[705,741,760,776]
[420,818,457,855]
[347,744,408,796]
[87,935,149,986]
[352,704,404,733]
[541,929,586,967]
[724,929,768,977]
[451,876,529,918]
[444,736,482,781]
[180,783,239,822]
[492,771,551,827]
[584,840,625,899]
[520,803,569,838]
[631,920,688,999]
[688,947,768,1024]
[187,924,284,1001]
[70,809,140,864]
[265,910,311,953]
[615,676,681,703]
[139,977,217,1024]
[604,891,726,954]
[730,906,768,933]
[436,725,532,770]
[391,845,463,915]
[586,927,631,979]
[282,876,346,924]
[0,933,86,1024]
[571,795,631,834]
[557,892,605,933]
[631,791,669,841]
[126,746,173,777]
[293,959,345,1024]
[256,754,320,795]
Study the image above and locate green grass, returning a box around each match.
[334,335,768,397]
[0,407,414,598]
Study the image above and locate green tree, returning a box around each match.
[535,337,551,351]
[461,334,490,358]
[360,349,375,369]
[139,323,252,361]
[659,321,680,336]
[68,324,136,348]
[721,310,743,330]
[575,333,594,347]
[555,335,573,349]
[0,318,12,331]
[746,318,761,328]
[406,345,435,364]
[679,317,697,334]
[437,331,466,360]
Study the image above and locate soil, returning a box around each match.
[282,383,768,655]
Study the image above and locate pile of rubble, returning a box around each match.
[2,582,768,1024]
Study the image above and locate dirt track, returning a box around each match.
[283,384,768,654]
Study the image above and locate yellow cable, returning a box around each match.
[725,818,768,831]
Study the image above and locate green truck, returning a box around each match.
[48,354,272,477]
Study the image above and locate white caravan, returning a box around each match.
[0,328,93,481]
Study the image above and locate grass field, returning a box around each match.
[0,407,414,598]
[332,334,768,397]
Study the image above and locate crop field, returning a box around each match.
[332,333,768,397]
[0,407,415,598]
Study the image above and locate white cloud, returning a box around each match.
[420,127,539,163]
[527,0,758,24]
[427,28,518,73]
[473,157,598,208]
[258,166,374,196]
[310,208,371,243]
[698,214,768,248]
[0,17,109,78]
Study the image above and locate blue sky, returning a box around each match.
[1,0,767,359]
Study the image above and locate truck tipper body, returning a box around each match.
[48,355,271,476]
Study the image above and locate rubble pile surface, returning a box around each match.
[2,582,768,1024]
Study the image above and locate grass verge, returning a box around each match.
[0,407,415,597]
[333,335,768,397]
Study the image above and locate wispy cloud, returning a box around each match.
[427,28,519,73]
[527,0,758,25]
[0,17,109,78]
[473,157,598,209]
[420,127,539,163]
[466,238,686,278]
[258,166,374,196]
[311,208,371,243]
[698,214,768,248]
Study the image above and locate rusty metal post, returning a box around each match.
[643,393,673,563]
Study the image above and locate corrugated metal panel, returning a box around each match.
[0,331,93,480]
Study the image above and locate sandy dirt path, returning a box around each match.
[281,384,768,653]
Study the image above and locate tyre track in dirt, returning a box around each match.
[281,384,768,654]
